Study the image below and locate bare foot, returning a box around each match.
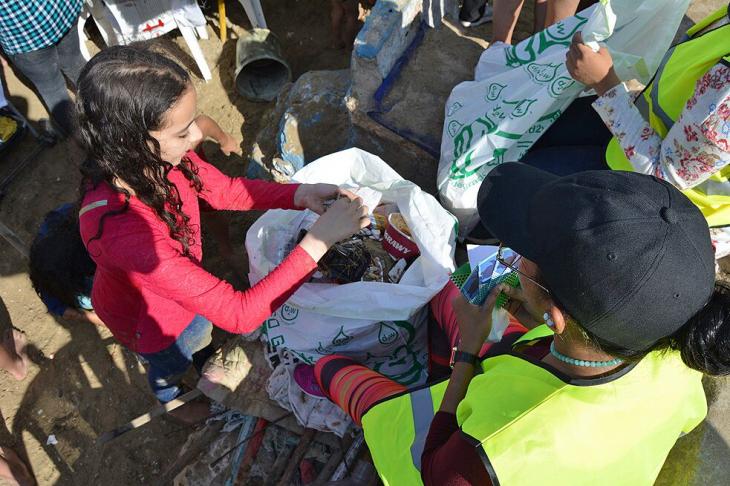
[0,447,36,486]
[2,330,29,381]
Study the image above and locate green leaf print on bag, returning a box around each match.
[504,98,537,117]
[549,76,576,98]
[525,62,560,83]
[486,83,506,101]
[447,120,464,138]
[378,322,399,345]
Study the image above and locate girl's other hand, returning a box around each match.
[299,197,370,261]
[294,183,358,214]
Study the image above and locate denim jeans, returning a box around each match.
[139,315,215,403]
[9,26,86,136]
[520,96,612,176]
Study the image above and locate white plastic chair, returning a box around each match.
[78,0,212,81]
[238,0,267,29]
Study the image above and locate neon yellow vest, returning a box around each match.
[605,4,730,227]
[361,326,707,485]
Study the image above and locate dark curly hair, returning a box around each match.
[75,44,202,255]
[29,205,96,311]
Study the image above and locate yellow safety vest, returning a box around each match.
[605,4,730,227]
[361,325,707,485]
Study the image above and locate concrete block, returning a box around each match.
[351,0,423,111]
[247,70,351,180]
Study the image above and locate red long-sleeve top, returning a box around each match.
[79,151,317,353]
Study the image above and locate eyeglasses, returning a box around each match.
[496,244,551,296]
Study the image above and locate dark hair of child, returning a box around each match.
[29,206,96,311]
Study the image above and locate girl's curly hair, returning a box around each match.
[76,44,202,255]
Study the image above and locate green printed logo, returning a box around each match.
[270,335,285,351]
[525,63,560,83]
[504,98,536,118]
[280,305,299,322]
[486,83,506,101]
[447,120,464,138]
[332,326,353,347]
[378,322,399,345]
[549,76,575,98]
[447,102,463,117]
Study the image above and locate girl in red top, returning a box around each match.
[75,45,369,414]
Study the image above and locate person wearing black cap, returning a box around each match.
[315,164,730,485]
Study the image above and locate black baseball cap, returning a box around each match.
[477,163,715,351]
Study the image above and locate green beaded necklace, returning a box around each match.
[549,341,624,368]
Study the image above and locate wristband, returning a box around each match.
[449,346,479,368]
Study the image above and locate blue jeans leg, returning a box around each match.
[521,145,609,177]
[8,28,85,136]
[139,315,214,403]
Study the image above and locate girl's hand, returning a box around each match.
[294,184,358,214]
[566,32,621,96]
[299,197,370,260]
[452,288,500,354]
[219,132,242,156]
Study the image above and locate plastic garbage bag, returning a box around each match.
[246,148,457,388]
[438,0,690,236]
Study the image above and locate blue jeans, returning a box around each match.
[9,26,86,136]
[520,96,612,176]
[139,315,214,403]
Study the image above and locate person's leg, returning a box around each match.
[330,0,346,48]
[139,314,213,403]
[520,145,609,176]
[530,96,611,150]
[55,26,87,89]
[533,0,548,32]
[544,0,580,28]
[341,0,360,47]
[8,46,74,136]
[315,355,406,426]
[0,330,29,381]
[491,0,525,44]
[0,447,35,486]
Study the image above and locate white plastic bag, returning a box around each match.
[439,0,690,236]
[246,148,457,387]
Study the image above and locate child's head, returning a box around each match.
[76,44,203,169]
[76,44,204,255]
[29,204,96,311]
